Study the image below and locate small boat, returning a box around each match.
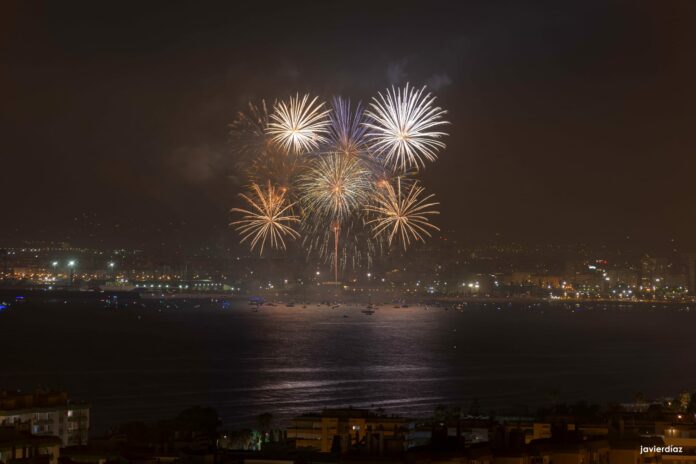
[361,309,375,315]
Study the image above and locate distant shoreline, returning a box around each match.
[1,286,693,306]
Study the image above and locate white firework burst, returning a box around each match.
[267,93,331,155]
[364,83,449,172]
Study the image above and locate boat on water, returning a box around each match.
[361,309,375,315]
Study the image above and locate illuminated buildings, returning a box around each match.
[288,408,409,452]
[0,390,89,447]
[0,241,694,301]
[278,399,696,464]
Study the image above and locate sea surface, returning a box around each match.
[1,299,695,433]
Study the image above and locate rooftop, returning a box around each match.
[0,389,73,411]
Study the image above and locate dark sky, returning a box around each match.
[2,1,695,251]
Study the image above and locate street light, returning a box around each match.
[67,260,76,286]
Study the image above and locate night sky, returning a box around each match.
[2,1,695,250]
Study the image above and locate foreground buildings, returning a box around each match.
[1,389,696,464]
[0,428,61,464]
[0,390,89,447]
[278,404,696,464]
[287,408,409,453]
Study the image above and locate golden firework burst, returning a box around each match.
[366,177,440,249]
[230,181,300,255]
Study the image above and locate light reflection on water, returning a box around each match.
[1,301,695,432]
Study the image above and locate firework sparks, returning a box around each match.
[364,83,449,172]
[228,100,273,159]
[230,181,300,255]
[302,214,380,275]
[367,177,440,250]
[247,146,306,195]
[327,97,368,156]
[298,152,373,225]
[267,93,331,155]
[229,83,451,269]
[298,153,374,281]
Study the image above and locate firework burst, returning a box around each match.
[267,93,331,155]
[364,83,449,172]
[327,97,369,156]
[229,83,450,275]
[366,177,440,250]
[228,100,273,160]
[230,181,300,255]
[298,152,373,225]
[246,146,306,195]
[298,153,374,280]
